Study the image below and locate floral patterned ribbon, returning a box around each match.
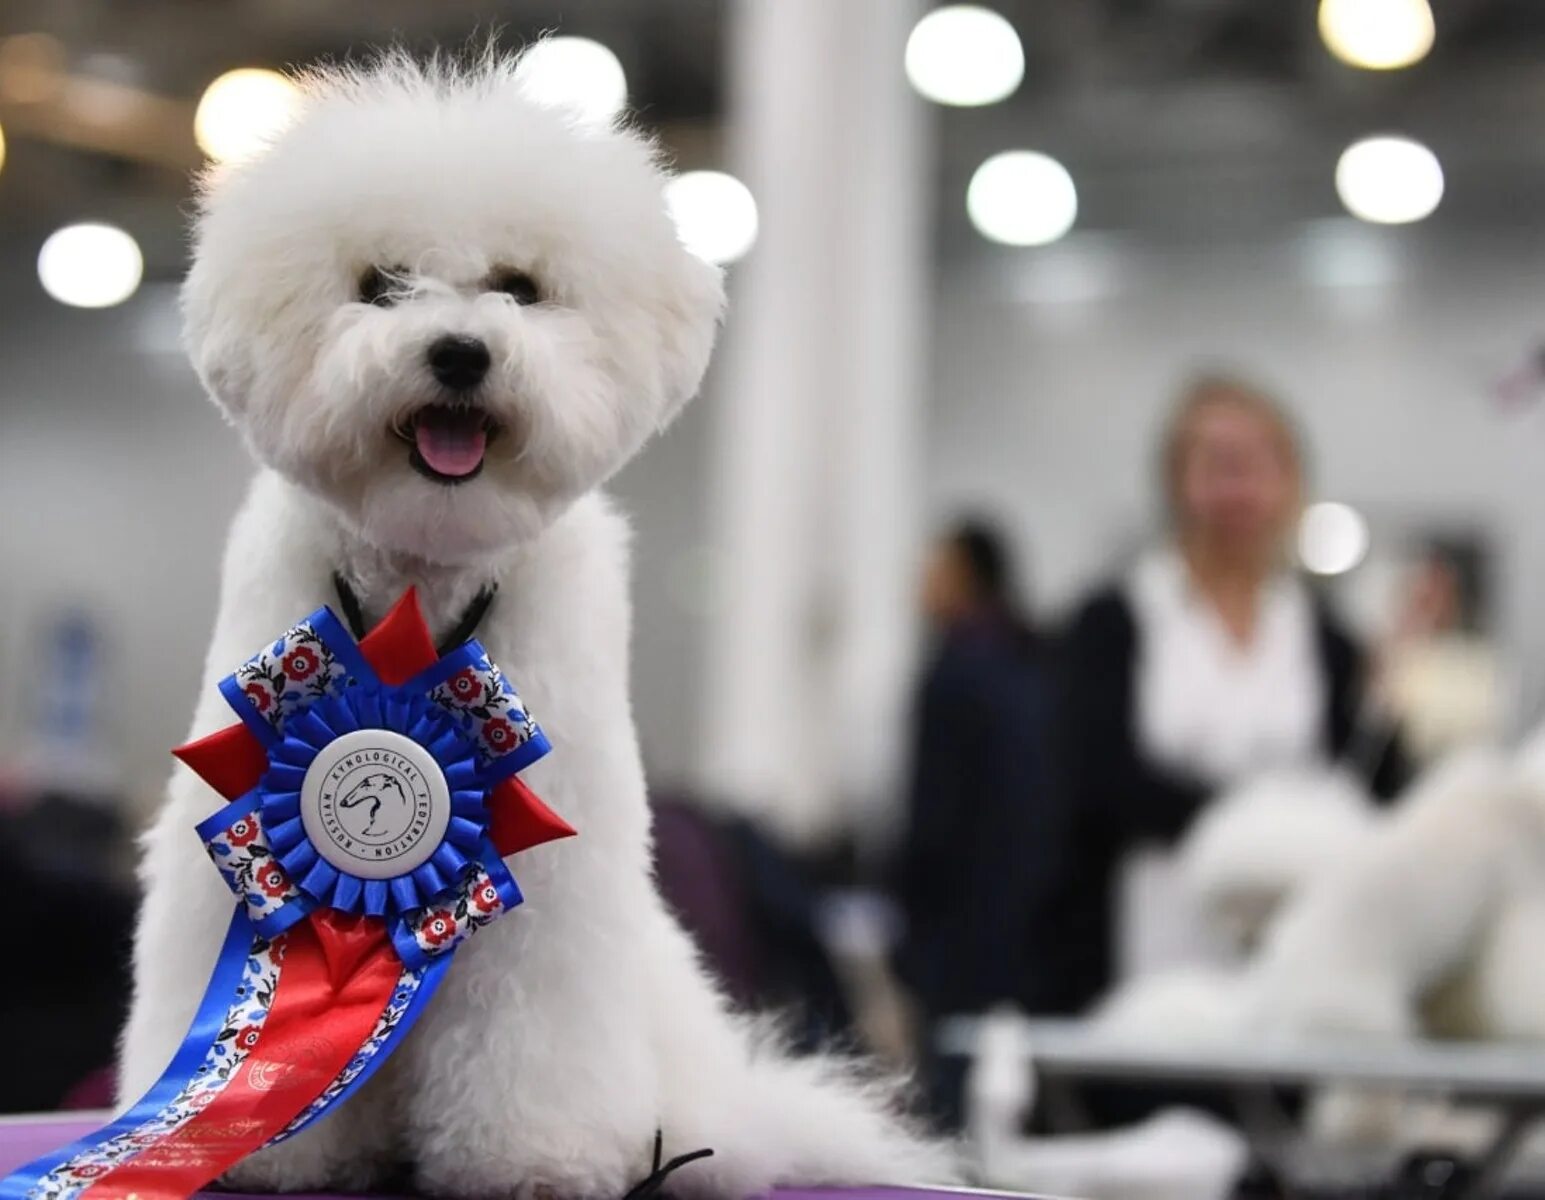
[0,590,574,1200]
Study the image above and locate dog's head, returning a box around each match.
[183,50,724,563]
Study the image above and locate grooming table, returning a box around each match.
[939,1016,1545,1198]
[0,1114,1050,1200]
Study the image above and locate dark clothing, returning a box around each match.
[894,618,1054,1021]
[0,794,135,1112]
[652,796,852,1050]
[1032,585,1409,1017]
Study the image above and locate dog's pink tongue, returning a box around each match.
[414,409,487,477]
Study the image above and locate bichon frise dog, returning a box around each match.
[121,49,949,1198]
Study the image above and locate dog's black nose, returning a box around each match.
[427,335,491,391]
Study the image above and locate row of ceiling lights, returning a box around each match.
[14,37,761,309]
[909,0,1446,246]
[18,1,1442,310]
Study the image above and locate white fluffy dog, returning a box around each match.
[1176,768,1383,953]
[121,51,949,1198]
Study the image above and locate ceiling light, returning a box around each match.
[664,171,758,265]
[1335,135,1443,225]
[905,6,1024,107]
[513,37,627,124]
[195,68,300,163]
[967,151,1077,246]
[1298,502,1370,575]
[1319,0,1434,71]
[38,223,144,308]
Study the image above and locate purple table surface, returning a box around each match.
[0,1116,1052,1200]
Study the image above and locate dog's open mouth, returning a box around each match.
[396,405,499,484]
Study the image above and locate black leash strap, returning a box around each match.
[331,571,497,655]
[436,583,497,654]
[332,571,370,642]
[620,1130,714,1200]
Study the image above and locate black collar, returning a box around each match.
[332,571,497,656]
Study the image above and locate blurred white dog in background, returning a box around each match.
[1094,745,1545,1153]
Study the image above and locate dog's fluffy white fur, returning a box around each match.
[1177,768,1383,951]
[1234,749,1534,1043]
[121,51,950,1198]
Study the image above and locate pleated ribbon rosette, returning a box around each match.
[1,590,574,1200]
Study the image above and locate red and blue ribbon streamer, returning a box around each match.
[2,590,574,1200]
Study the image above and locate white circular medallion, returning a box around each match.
[299,728,451,880]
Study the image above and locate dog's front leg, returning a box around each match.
[400,883,662,1200]
[219,1070,402,1194]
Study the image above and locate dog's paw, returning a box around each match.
[413,1165,606,1200]
[413,1141,647,1200]
[220,1131,386,1194]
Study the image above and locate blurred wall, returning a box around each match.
[0,280,246,806]
[6,221,1545,813]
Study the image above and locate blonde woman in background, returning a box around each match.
[1032,376,1408,1023]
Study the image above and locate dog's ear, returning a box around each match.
[179,251,255,421]
[650,250,726,429]
[188,332,256,421]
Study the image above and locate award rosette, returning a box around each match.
[2,590,574,1200]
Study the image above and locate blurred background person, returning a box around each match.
[892,518,1052,1123]
[1041,376,1408,1017]
[1377,539,1504,765]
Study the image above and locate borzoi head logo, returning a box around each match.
[337,772,409,838]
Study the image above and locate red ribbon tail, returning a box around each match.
[79,914,401,1200]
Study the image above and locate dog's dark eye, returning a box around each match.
[358,265,406,307]
[489,269,541,306]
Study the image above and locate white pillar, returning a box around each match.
[698,0,930,846]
